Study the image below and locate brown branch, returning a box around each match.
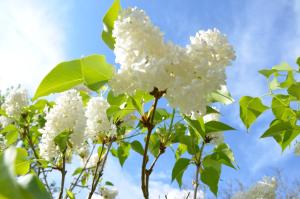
[193,142,205,199]
[141,87,166,199]
[58,151,67,199]
[23,124,52,197]
[88,141,113,199]
[68,144,96,193]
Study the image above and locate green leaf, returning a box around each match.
[105,181,114,186]
[0,147,51,199]
[130,96,142,115]
[288,83,300,100]
[280,129,300,151]
[1,124,18,134]
[211,143,236,168]
[117,143,130,166]
[130,140,144,156]
[261,121,293,138]
[154,108,170,124]
[171,158,190,187]
[184,116,205,139]
[0,147,24,199]
[15,148,30,175]
[175,144,187,160]
[201,158,221,196]
[81,55,115,90]
[107,91,127,106]
[149,133,160,156]
[272,62,294,71]
[271,95,290,118]
[18,174,51,199]
[34,55,114,99]
[172,123,187,143]
[269,76,281,90]
[206,106,220,114]
[54,131,71,152]
[102,0,121,49]
[271,95,296,125]
[179,135,199,155]
[297,57,300,68]
[280,71,295,88]
[259,69,276,78]
[72,167,83,176]
[210,85,234,105]
[205,121,235,133]
[66,190,75,199]
[239,96,269,129]
[6,130,19,146]
[110,148,118,157]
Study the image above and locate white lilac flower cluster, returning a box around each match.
[294,142,300,156]
[99,186,118,199]
[110,7,235,116]
[203,113,224,145]
[0,87,29,127]
[85,153,100,168]
[232,177,277,199]
[39,90,86,161]
[85,97,117,141]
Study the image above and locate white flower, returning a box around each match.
[85,97,116,141]
[0,134,6,152]
[1,87,29,118]
[0,116,12,128]
[85,153,100,168]
[109,7,175,95]
[294,142,300,156]
[232,177,277,199]
[110,7,235,116]
[100,186,118,199]
[39,90,86,161]
[203,113,224,145]
[78,144,90,159]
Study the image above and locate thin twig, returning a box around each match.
[58,151,67,199]
[24,124,52,197]
[88,141,112,199]
[193,143,205,199]
[68,144,96,193]
[141,88,166,199]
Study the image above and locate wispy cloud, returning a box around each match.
[224,0,300,179]
[0,0,69,93]
[102,157,204,199]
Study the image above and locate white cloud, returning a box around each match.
[101,157,204,199]
[0,0,69,93]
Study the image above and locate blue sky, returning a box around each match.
[1,0,300,198]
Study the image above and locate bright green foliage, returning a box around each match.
[288,82,300,100]
[240,58,300,152]
[209,143,236,169]
[34,55,114,99]
[209,86,234,105]
[200,158,221,195]
[66,190,75,199]
[171,158,190,187]
[0,147,50,199]
[131,140,144,155]
[15,148,30,175]
[117,142,130,166]
[102,0,121,49]
[184,116,205,139]
[239,96,269,129]
[0,2,240,198]
[54,131,71,152]
[205,121,235,133]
